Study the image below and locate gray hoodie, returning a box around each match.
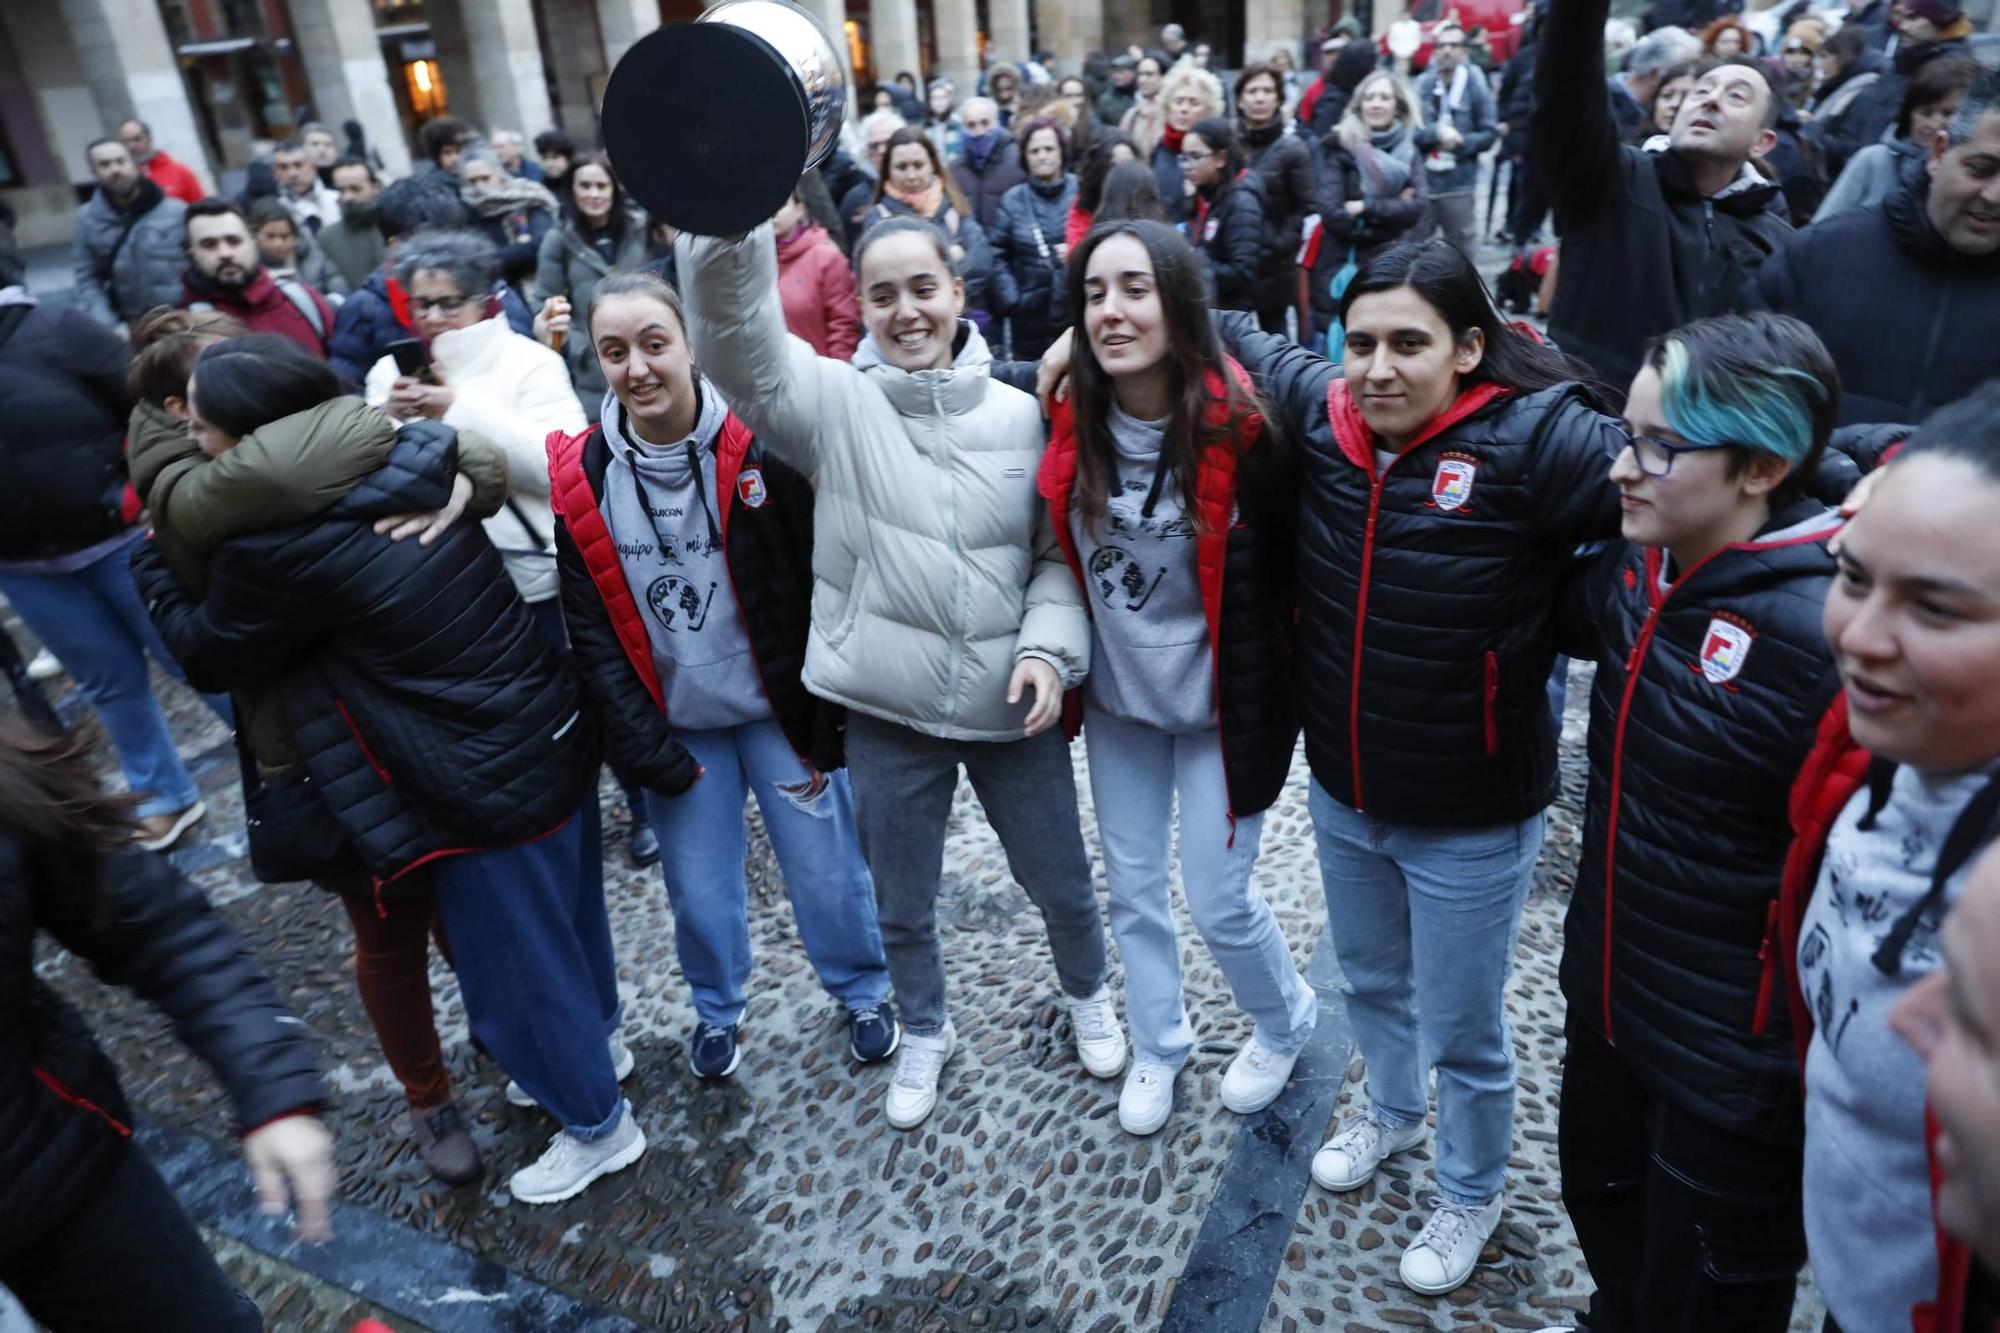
[1799,761,1991,1331]
[597,381,770,732]
[1069,406,1213,734]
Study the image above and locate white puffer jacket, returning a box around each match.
[679,225,1089,742]
[364,313,585,603]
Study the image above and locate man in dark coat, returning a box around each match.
[1809,0,1976,180]
[1535,0,1790,393]
[1743,70,2000,425]
[71,140,189,328]
[952,98,1028,229]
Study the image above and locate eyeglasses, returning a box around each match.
[1607,433,1732,477]
[1435,39,1468,49]
[410,295,472,316]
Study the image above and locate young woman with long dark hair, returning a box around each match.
[678,213,1122,1132]
[1219,239,1626,1295]
[1039,220,1314,1136]
[535,153,650,422]
[1070,131,1142,247]
[1178,117,1271,312]
[1235,61,1319,333]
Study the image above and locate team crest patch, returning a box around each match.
[737,468,768,509]
[1697,613,1755,685]
[1202,217,1220,243]
[1429,453,1478,512]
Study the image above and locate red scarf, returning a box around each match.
[1161,124,1186,155]
[1065,201,1091,250]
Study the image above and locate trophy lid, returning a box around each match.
[602,3,842,236]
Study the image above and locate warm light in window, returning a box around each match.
[412,59,433,93]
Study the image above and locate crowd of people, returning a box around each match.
[2,3,2000,1329]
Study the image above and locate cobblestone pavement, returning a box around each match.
[6,636,1833,1332]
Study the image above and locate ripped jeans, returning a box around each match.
[642,717,891,1027]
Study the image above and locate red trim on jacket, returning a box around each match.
[34,1067,133,1138]
[1780,692,1980,1332]
[1594,521,1841,1042]
[546,413,790,754]
[1324,377,1508,811]
[1037,358,1262,822]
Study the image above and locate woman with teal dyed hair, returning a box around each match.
[1555,310,1847,1331]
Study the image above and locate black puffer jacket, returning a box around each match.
[134,408,598,884]
[1241,121,1318,313]
[1559,502,1844,1143]
[952,140,1029,230]
[0,300,135,562]
[547,406,840,792]
[1,840,325,1262]
[1535,0,1791,390]
[1742,169,2000,427]
[991,174,1078,357]
[1194,170,1271,311]
[1223,313,1625,826]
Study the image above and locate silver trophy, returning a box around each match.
[601,0,848,236]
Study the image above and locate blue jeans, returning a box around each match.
[431,817,624,1140]
[643,718,889,1027]
[1307,779,1544,1205]
[1,538,229,817]
[1085,708,1316,1067]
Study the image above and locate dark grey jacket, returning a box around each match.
[535,213,650,422]
[70,184,189,326]
[1413,65,1499,196]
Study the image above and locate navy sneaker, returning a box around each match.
[848,1002,901,1064]
[626,810,661,868]
[689,1023,740,1080]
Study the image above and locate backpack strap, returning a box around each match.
[274,278,327,343]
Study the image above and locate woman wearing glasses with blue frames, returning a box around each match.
[1554,311,1852,1331]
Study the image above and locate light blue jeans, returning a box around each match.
[1087,708,1316,1069]
[642,718,890,1027]
[1307,779,1544,1205]
[1,538,230,817]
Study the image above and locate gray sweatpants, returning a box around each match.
[844,712,1108,1036]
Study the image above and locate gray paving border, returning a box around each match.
[1165,938,1353,1332]
[136,1120,639,1333]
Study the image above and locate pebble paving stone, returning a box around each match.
[7,494,1828,1327]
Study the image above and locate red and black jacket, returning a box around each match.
[1037,360,1300,820]
[1220,310,1625,827]
[547,408,837,794]
[1780,695,1993,1333]
[1557,500,1842,1144]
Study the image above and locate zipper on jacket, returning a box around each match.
[1347,473,1391,811]
[1482,650,1500,757]
[35,1067,133,1138]
[336,699,393,787]
[1601,566,1674,1043]
[1752,898,1781,1037]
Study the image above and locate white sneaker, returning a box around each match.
[507,1034,635,1110]
[1066,988,1127,1078]
[1218,1035,1298,1113]
[1118,1058,1178,1136]
[885,1024,956,1130]
[507,1100,646,1204]
[1398,1195,1502,1295]
[1312,1115,1427,1192]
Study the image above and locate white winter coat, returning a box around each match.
[678,225,1089,742]
[364,313,585,603]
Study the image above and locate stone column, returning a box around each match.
[598,0,659,75]
[930,0,979,98]
[1100,0,1152,56]
[988,0,1031,65]
[870,0,923,94]
[1244,0,1309,65]
[55,0,212,190]
[1034,0,1104,64]
[790,0,858,118]
[536,0,606,134]
[288,0,413,177]
[425,0,554,138]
